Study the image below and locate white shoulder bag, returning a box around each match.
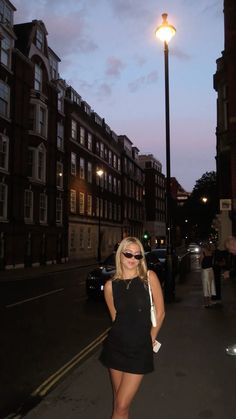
[147,271,157,327]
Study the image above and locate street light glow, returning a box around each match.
[155,13,176,44]
[96,169,104,177]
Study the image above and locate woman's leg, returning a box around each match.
[110,369,144,419]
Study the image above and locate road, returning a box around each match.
[0,266,110,418]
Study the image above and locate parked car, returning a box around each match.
[145,248,179,282]
[187,243,201,254]
[86,251,165,299]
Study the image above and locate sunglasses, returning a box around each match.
[122,252,143,260]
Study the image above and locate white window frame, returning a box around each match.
[0,134,9,172]
[0,182,8,220]
[79,192,85,214]
[87,162,92,183]
[80,126,85,145]
[71,152,76,176]
[27,144,46,183]
[0,80,10,118]
[87,194,92,215]
[71,119,77,141]
[34,64,42,91]
[29,101,48,139]
[1,32,11,68]
[24,189,33,222]
[39,193,47,224]
[70,189,76,213]
[79,157,85,179]
[56,197,63,224]
[57,122,64,150]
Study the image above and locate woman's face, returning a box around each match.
[120,242,142,271]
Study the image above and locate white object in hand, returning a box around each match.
[153,340,162,353]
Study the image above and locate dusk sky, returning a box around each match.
[13,0,224,192]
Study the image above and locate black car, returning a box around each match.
[145,248,180,281]
[86,252,164,299]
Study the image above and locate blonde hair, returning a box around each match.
[114,236,147,282]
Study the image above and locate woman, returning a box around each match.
[199,243,216,308]
[100,237,165,419]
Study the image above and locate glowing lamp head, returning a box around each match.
[97,169,104,177]
[155,13,176,44]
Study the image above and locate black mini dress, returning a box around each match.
[100,277,154,374]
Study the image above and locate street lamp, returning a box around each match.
[155,13,176,302]
[96,169,104,262]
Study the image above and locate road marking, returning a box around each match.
[5,288,64,308]
[31,328,109,397]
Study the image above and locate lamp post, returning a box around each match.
[155,13,176,302]
[96,169,104,262]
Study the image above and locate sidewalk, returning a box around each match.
[23,259,236,419]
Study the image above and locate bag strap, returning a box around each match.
[147,270,154,307]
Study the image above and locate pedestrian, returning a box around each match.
[199,242,216,308]
[211,242,226,305]
[100,236,165,419]
[222,236,236,356]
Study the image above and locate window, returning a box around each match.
[0,182,7,219]
[87,227,91,249]
[113,154,117,168]
[0,2,13,25]
[27,145,46,183]
[108,174,112,192]
[108,150,112,165]
[29,102,48,138]
[95,141,99,154]
[57,86,64,112]
[88,133,92,151]
[34,64,42,91]
[70,189,76,213]
[113,177,117,193]
[0,134,9,171]
[57,122,64,150]
[56,197,62,224]
[100,143,104,158]
[36,29,44,51]
[39,193,47,223]
[24,190,33,222]
[109,202,112,220]
[56,161,63,188]
[71,152,76,176]
[80,127,85,145]
[87,194,92,215]
[71,120,77,141]
[80,158,85,179]
[1,33,11,68]
[70,228,76,251]
[79,227,84,249]
[87,162,92,183]
[49,57,58,79]
[79,192,85,214]
[118,158,121,172]
[0,80,10,118]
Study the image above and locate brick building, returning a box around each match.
[214,0,236,245]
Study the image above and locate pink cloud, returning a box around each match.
[105,57,126,77]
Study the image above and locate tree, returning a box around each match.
[183,171,218,242]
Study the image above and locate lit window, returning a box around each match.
[34,64,42,91]
[70,189,76,213]
[79,192,85,214]
[71,152,76,176]
[0,182,7,219]
[56,197,63,224]
[0,134,9,171]
[24,190,33,222]
[56,162,63,188]
[0,80,10,118]
[39,193,47,223]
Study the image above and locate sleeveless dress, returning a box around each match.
[99,276,154,374]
